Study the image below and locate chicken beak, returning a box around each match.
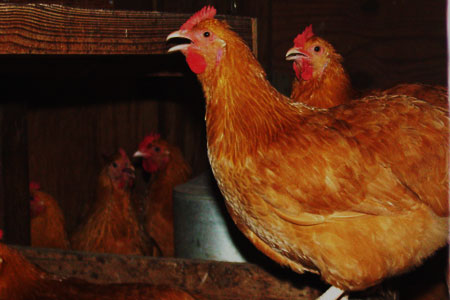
[123,167,135,179]
[166,30,192,53]
[133,150,146,158]
[286,47,307,61]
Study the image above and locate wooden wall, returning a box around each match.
[16,55,208,234]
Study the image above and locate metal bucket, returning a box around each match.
[173,171,253,262]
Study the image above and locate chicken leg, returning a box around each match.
[317,286,347,300]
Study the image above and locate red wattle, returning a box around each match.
[187,49,207,74]
[301,60,313,81]
[143,159,159,173]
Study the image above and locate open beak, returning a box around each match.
[166,30,192,53]
[285,47,307,61]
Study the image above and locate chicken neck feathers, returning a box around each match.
[291,54,354,108]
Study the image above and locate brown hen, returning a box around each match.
[29,182,70,249]
[71,149,157,255]
[286,25,448,109]
[167,7,448,300]
[285,25,355,108]
[134,134,192,257]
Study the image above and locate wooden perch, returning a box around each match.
[17,246,322,300]
[0,3,255,55]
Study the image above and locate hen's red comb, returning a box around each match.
[0,229,3,240]
[29,181,41,191]
[294,25,314,48]
[180,6,217,30]
[138,133,160,150]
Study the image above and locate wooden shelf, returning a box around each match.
[0,3,256,55]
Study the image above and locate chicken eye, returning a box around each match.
[314,46,321,52]
[203,31,210,38]
[154,146,160,153]
[112,162,118,168]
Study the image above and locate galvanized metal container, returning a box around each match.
[173,171,253,262]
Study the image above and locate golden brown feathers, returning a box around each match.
[168,8,449,294]
[71,149,157,255]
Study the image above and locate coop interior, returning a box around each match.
[0,1,447,300]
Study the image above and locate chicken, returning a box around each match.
[166,6,449,300]
[0,242,201,300]
[71,148,158,256]
[371,83,448,108]
[134,134,192,257]
[29,182,70,249]
[285,25,354,108]
[285,25,448,109]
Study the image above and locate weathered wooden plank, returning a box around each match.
[1,0,114,9]
[0,3,255,55]
[1,102,30,245]
[17,246,322,300]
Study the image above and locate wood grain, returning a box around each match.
[0,3,255,55]
[16,245,323,300]
[2,0,113,9]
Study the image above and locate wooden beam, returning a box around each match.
[0,3,255,55]
[0,0,113,10]
[16,246,399,299]
[1,102,30,245]
[17,246,322,300]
